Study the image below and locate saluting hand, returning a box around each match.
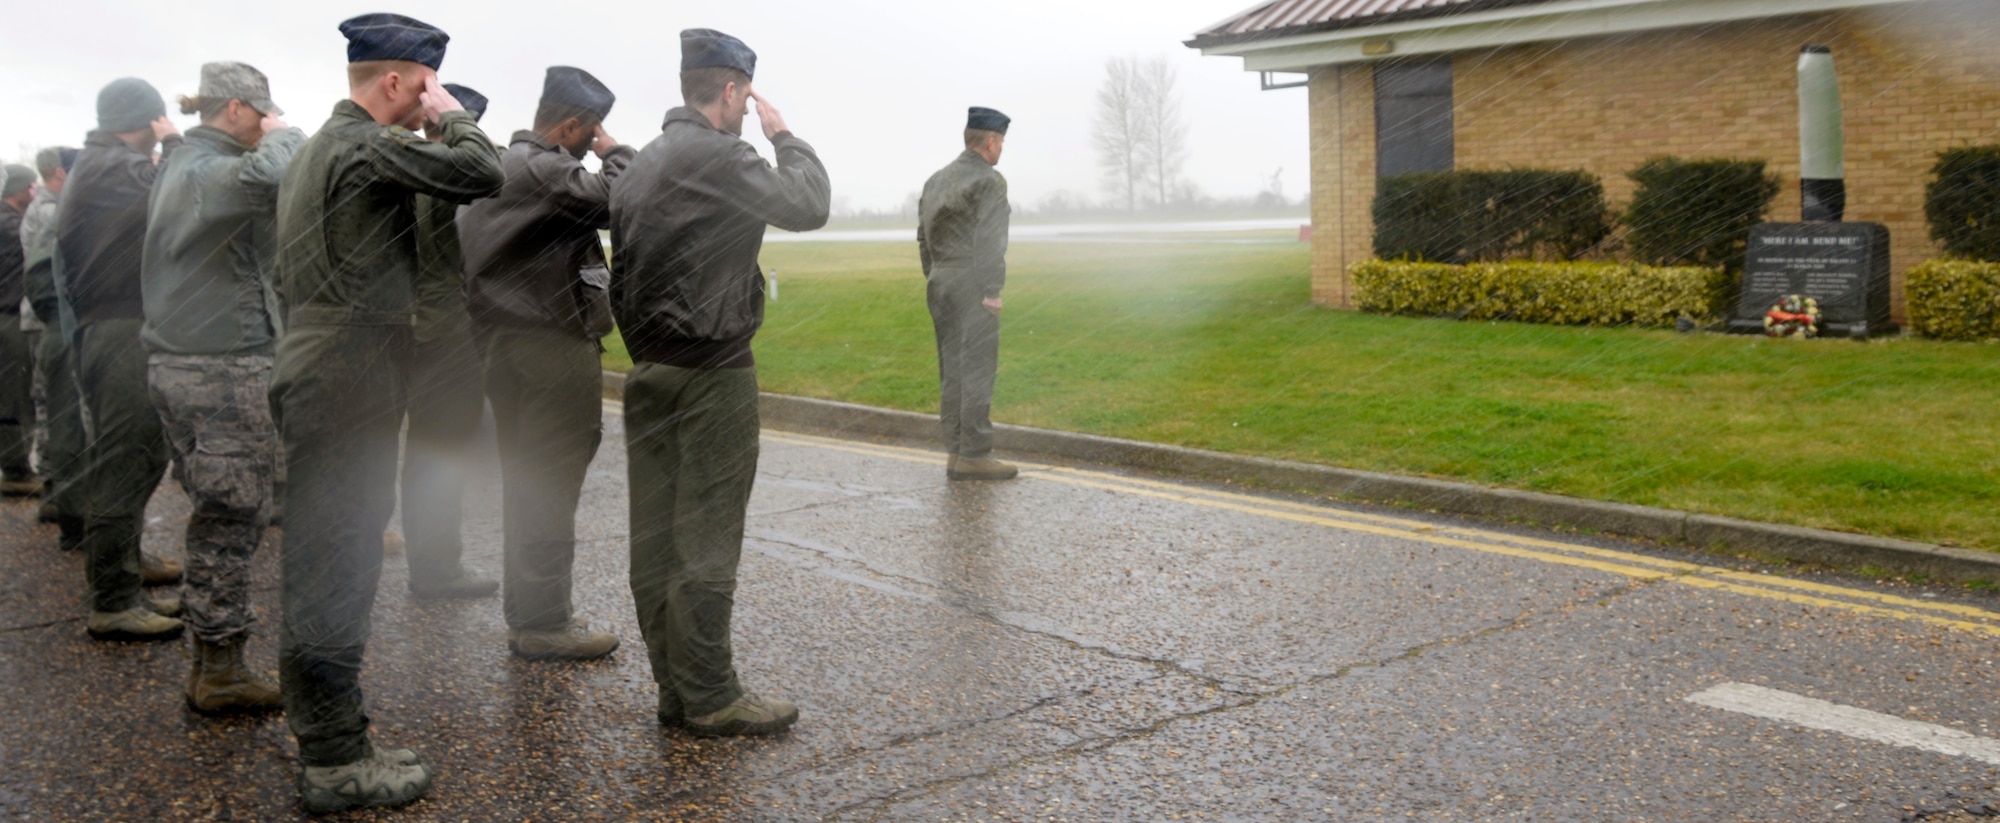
[591,123,620,159]
[418,75,463,126]
[750,91,788,142]
[151,115,180,141]
[261,113,289,134]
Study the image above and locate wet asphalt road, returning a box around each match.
[2,402,1998,821]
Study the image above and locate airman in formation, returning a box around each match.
[17,9,1027,814]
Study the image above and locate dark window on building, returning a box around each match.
[1375,59,1454,177]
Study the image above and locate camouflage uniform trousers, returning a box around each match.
[147,353,276,645]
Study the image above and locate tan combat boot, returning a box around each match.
[0,473,44,496]
[141,552,183,585]
[87,606,183,642]
[685,692,799,737]
[508,617,619,661]
[947,454,1019,482]
[186,638,283,714]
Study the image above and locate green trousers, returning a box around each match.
[484,325,603,632]
[75,318,170,613]
[38,322,86,518]
[927,280,1001,458]
[401,325,485,588]
[271,322,410,768]
[624,362,759,717]
[0,318,36,476]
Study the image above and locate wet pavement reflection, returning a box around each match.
[0,409,1997,820]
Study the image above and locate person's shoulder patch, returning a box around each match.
[379,125,424,146]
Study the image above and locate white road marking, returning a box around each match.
[1686,682,2000,766]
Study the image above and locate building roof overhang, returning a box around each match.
[1188,0,1922,73]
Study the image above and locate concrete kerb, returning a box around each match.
[602,370,2000,587]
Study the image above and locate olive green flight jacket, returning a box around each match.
[274,101,502,327]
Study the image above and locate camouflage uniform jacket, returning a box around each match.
[917,149,1010,300]
[460,131,634,338]
[274,101,501,328]
[20,188,60,324]
[141,124,305,356]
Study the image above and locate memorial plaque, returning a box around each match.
[1727,222,1893,338]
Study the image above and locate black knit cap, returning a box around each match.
[339,13,450,70]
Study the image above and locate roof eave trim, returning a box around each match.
[1190,0,1923,71]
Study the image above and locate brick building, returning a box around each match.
[1189,0,2000,317]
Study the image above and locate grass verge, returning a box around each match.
[605,240,2000,552]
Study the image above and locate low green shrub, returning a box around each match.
[1624,157,1780,272]
[1373,169,1612,264]
[1926,146,2000,262]
[1905,259,2000,341]
[1350,259,1729,327]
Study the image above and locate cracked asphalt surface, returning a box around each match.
[2,404,1998,820]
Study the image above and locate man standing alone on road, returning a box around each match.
[141,61,302,715]
[0,165,42,496]
[271,13,502,812]
[918,107,1016,481]
[459,66,630,660]
[56,77,187,641]
[609,28,829,737]
[397,81,500,602]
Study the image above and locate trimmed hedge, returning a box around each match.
[1926,146,2000,262]
[1905,259,2000,341]
[1625,157,1779,272]
[1351,259,1730,327]
[1373,169,1612,264]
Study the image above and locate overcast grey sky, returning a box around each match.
[4,0,1307,213]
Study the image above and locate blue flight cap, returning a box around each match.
[339,13,450,70]
[679,29,756,79]
[442,83,487,121]
[967,107,1010,135]
[60,149,80,173]
[541,66,616,120]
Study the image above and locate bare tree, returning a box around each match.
[1094,56,1191,212]
[1092,57,1148,212]
[1134,57,1188,208]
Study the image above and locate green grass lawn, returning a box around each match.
[606,240,2000,552]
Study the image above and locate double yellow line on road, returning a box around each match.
[603,400,2000,639]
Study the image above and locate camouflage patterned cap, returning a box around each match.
[198,61,283,117]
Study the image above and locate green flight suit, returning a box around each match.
[608,108,829,716]
[459,131,631,631]
[917,150,1010,458]
[59,130,184,612]
[401,193,486,590]
[270,101,501,768]
[0,201,30,480]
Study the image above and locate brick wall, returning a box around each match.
[1307,0,2000,318]
[1308,64,1378,309]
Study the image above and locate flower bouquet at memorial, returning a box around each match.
[1763,294,1821,338]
